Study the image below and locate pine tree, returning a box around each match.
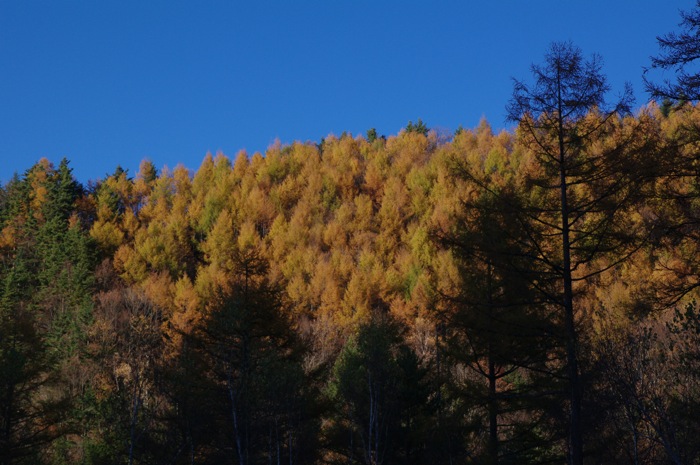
[327,313,429,465]
[196,244,317,464]
[507,42,654,464]
[646,1,700,102]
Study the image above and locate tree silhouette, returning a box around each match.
[507,41,652,465]
[646,1,700,102]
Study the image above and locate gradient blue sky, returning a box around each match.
[0,1,694,184]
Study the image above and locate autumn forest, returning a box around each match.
[5,11,700,465]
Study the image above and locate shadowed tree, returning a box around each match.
[326,312,428,465]
[196,244,317,465]
[506,42,654,465]
[441,191,557,464]
[437,122,560,464]
[0,253,57,465]
[0,159,93,464]
[642,4,700,306]
[645,1,700,102]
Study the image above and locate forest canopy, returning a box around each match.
[5,21,700,464]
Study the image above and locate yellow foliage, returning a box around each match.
[0,225,17,249]
[114,244,147,283]
[141,271,174,315]
[57,109,691,363]
[90,219,125,253]
[201,209,236,270]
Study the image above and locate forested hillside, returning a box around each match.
[3,98,700,464]
[7,7,700,457]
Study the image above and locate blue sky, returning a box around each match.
[0,1,693,184]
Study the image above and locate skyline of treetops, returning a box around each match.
[4,4,700,463]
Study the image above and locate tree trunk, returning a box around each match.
[128,374,142,465]
[557,71,583,465]
[488,354,498,465]
[227,365,245,465]
[487,262,499,465]
[0,382,14,465]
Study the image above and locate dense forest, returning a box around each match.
[5,8,700,465]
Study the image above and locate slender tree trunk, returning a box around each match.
[367,371,376,465]
[488,353,498,465]
[629,415,639,465]
[128,374,142,465]
[434,320,455,465]
[188,421,195,465]
[348,423,354,465]
[557,71,583,465]
[487,262,499,465]
[227,365,245,465]
[435,322,442,424]
[1,382,14,465]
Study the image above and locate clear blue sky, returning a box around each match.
[0,1,693,184]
